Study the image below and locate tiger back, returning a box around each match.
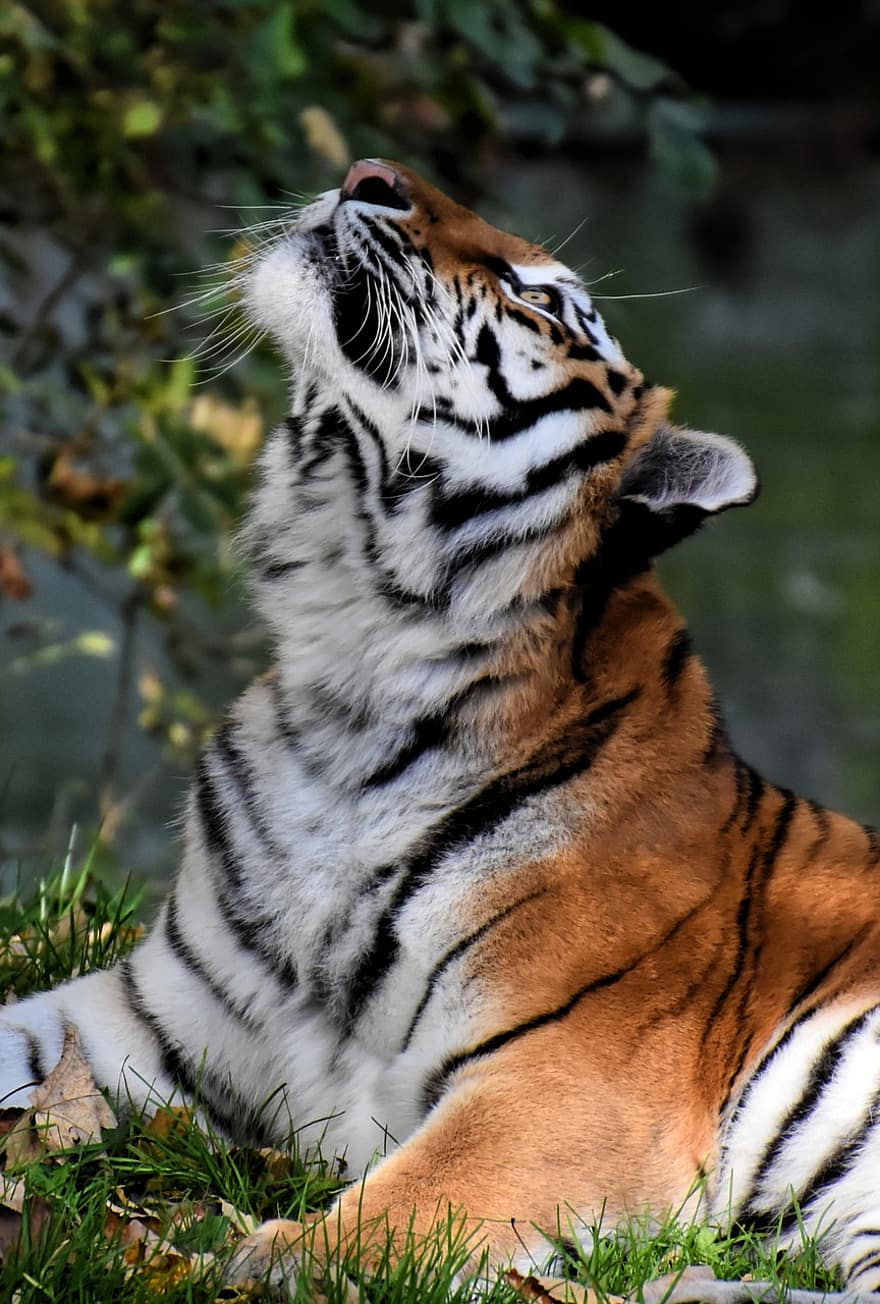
[2,159,879,1291]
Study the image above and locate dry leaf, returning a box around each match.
[0,1174,50,1262]
[2,1112,43,1169]
[0,548,33,601]
[143,1103,194,1143]
[0,1108,25,1141]
[504,1269,608,1304]
[46,448,126,520]
[30,1026,117,1151]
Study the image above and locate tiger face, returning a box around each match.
[245,160,636,459]
[244,160,756,621]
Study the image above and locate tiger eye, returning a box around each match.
[521,288,553,307]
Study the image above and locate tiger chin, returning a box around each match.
[3,159,879,1294]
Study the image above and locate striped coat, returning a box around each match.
[3,160,879,1288]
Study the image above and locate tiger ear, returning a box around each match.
[613,423,758,558]
[617,423,758,515]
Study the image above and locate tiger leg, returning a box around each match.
[227,1077,560,1288]
[225,1052,694,1291]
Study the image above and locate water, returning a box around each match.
[2,154,877,889]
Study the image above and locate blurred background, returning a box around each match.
[1,0,878,894]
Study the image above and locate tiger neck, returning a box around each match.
[243,380,730,816]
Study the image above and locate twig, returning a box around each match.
[10,245,92,371]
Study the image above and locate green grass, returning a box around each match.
[0,861,844,1301]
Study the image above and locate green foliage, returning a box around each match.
[0,0,713,863]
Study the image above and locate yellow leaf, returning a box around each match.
[189,395,263,466]
[299,106,350,168]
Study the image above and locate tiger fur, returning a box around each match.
[2,159,879,1289]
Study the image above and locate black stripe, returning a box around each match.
[164,887,261,1032]
[360,217,408,268]
[776,1079,880,1235]
[445,520,556,578]
[361,711,450,789]
[25,1031,43,1084]
[119,959,267,1143]
[260,560,306,580]
[720,758,749,835]
[661,628,693,693]
[332,254,398,387]
[418,323,613,442]
[740,1005,877,1218]
[847,1235,880,1281]
[702,792,797,1061]
[429,432,627,532]
[213,720,286,860]
[119,957,199,1096]
[360,673,516,789]
[401,888,549,1051]
[780,926,871,1025]
[422,898,702,1112]
[195,758,298,990]
[865,824,880,863]
[849,1251,880,1283]
[568,501,684,682]
[342,688,639,1025]
[505,306,541,334]
[284,414,304,460]
[300,405,343,479]
[702,696,729,764]
[566,341,601,361]
[741,767,766,832]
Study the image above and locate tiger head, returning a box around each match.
[244,160,757,615]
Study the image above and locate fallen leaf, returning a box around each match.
[0,548,32,601]
[0,1174,51,1262]
[143,1103,194,1143]
[0,1108,24,1141]
[504,1269,608,1304]
[30,1025,117,1152]
[0,1207,22,1263]
[2,1112,43,1169]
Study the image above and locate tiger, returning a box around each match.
[2,158,879,1294]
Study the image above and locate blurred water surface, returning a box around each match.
[2,154,877,888]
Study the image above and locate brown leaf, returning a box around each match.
[0,548,33,601]
[0,1175,51,1262]
[30,1026,117,1152]
[2,1112,43,1169]
[143,1104,194,1143]
[504,1269,608,1304]
[0,1108,25,1141]
[46,449,126,521]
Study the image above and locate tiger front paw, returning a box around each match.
[224,1217,308,1292]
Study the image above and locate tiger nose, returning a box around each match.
[340,160,409,211]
